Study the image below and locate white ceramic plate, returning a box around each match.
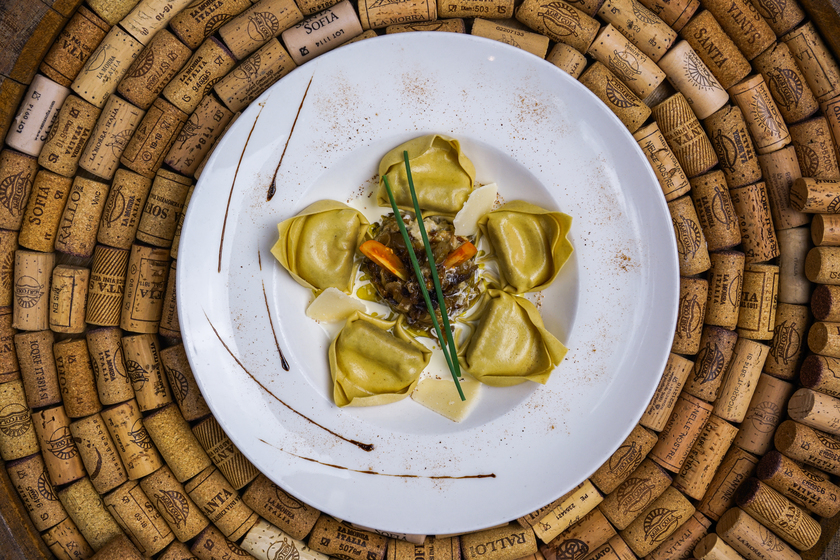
[179,33,679,535]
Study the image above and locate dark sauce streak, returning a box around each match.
[219,104,265,273]
[205,313,373,452]
[261,275,290,371]
[268,76,314,202]
[259,439,495,479]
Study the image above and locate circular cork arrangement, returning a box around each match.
[1,0,840,559]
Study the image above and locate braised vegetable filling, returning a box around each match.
[362,214,481,327]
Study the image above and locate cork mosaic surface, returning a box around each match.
[1,0,840,559]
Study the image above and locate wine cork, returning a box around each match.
[192,523,259,560]
[162,38,236,115]
[97,170,152,250]
[71,26,144,109]
[673,414,738,500]
[730,183,780,264]
[813,285,840,323]
[591,425,658,494]
[579,535,633,560]
[120,244,170,333]
[599,459,672,529]
[640,353,694,431]
[218,40,298,112]
[679,10,750,91]
[650,393,713,472]
[632,122,690,201]
[752,42,819,125]
[88,0,143,26]
[12,250,54,331]
[651,93,718,177]
[775,420,840,475]
[758,450,840,518]
[58,477,124,551]
[116,30,193,111]
[713,338,770,423]
[703,105,761,189]
[808,320,840,358]
[438,0,514,18]
[69,413,127,495]
[700,0,776,60]
[86,327,132,406]
[618,486,695,557]
[32,405,86,486]
[514,0,598,54]
[49,266,89,333]
[788,388,840,436]
[38,95,100,177]
[658,40,729,120]
[813,214,840,246]
[243,518,335,560]
[192,414,259,488]
[758,147,808,232]
[164,96,234,176]
[218,0,304,59]
[135,169,191,248]
[6,453,67,532]
[530,480,603,543]
[40,6,111,87]
[697,447,759,521]
[101,399,163,479]
[294,0,344,16]
[18,170,73,252]
[469,19,548,58]
[791,178,840,213]
[120,97,189,178]
[87,245,131,327]
[281,0,363,65]
[790,116,840,179]
[729,75,791,154]
[685,326,738,403]
[578,62,650,133]
[764,303,808,379]
[597,0,674,62]
[193,111,241,179]
[102,479,174,555]
[734,372,795,454]
[186,465,259,541]
[159,261,179,339]
[0,231,17,308]
[735,478,821,550]
[54,339,100,420]
[90,533,147,560]
[79,95,145,180]
[692,533,747,560]
[645,510,712,560]
[145,403,210,481]
[704,251,744,330]
[587,24,665,100]
[121,0,195,44]
[139,464,209,541]
[826,94,840,161]
[457,523,537,560]
[540,509,615,560]
[801,354,840,398]
[170,0,254,50]
[357,0,435,29]
[782,21,840,103]
[0,150,38,231]
[0,308,18,385]
[120,334,172,412]
[15,330,60,409]
[42,516,96,560]
[160,344,209,420]
[777,228,811,309]
[672,277,707,355]
[689,172,740,251]
[805,246,840,285]
[55,175,111,258]
[5,75,71,158]
[0,379,40,460]
[546,43,587,79]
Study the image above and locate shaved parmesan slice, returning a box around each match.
[306,287,365,322]
[454,183,498,237]
[411,377,481,422]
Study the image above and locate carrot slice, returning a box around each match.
[443,241,478,268]
[360,240,409,280]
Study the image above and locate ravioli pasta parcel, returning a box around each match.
[271,134,573,421]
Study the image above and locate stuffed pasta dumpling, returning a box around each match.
[377,134,476,215]
[329,313,432,407]
[271,200,369,292]
[478,201,573,293]
[460,290,567,386]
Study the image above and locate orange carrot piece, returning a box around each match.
[443,241,478,268]
[360,240,409,280]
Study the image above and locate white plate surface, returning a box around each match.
[178,33,679,535]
